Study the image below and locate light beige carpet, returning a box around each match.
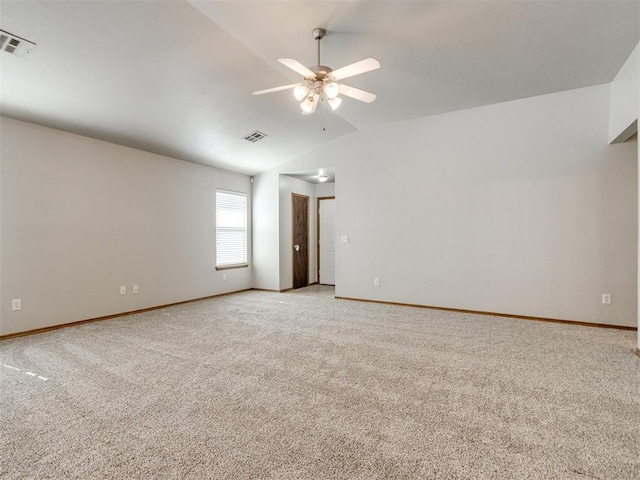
[1,288,638,479]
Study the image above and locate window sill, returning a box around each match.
[215,264,249,271]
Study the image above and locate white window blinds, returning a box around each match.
[216,190,247,267]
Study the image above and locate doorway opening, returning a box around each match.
[318,197,336,285]
[280,169,335,291]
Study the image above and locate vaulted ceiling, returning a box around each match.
[1,1,638,175]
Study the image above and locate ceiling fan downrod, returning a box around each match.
[312,28,326,66]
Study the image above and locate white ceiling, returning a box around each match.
[1,1,638,176]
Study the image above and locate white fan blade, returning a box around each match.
[339,84,377,103]
[278,58,315,78]
[331,57,380,81]
[253,84,298,95]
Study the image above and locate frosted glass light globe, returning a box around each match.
[293,84,308,101]
[325,82,339,99]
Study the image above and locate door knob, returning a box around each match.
[294,244,300,251]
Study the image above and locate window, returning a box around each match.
[216,190,248,269]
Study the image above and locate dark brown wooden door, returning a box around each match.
[292,193,309,289]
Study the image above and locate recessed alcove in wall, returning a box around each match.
[279,169,336,291]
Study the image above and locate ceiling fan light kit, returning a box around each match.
[253,28,380,115]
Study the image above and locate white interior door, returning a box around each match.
[319,198,336,285]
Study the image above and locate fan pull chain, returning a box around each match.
[322,96,327,131]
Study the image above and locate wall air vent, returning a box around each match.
[243,131,268,143]
[0,30,36,59]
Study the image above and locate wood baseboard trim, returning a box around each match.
[335,296,637,331]
[280,283,318,293]
[4,290,635,340]
[636,348,640,358]
[0,289,253,341]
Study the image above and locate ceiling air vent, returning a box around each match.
[0,30,36,59]
[243,131,267,143]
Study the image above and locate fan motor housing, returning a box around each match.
[310,65,333,80]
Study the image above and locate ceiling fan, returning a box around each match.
[252,28,380,115]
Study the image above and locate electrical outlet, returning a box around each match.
[341,235,349,243]
[602,293,611,305]
[223,273,228,281]
[11,299,21,311]
[374,278,380,287]
[120,286,126,295]
[133,285,139,294]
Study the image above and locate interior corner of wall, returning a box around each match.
[609,119,638,145]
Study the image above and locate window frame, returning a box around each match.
[215,189,249,270]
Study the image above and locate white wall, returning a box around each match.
[0,117,252,336]
[610,41,639,144]
[611,41,640,346]
[253,84,637,327]
[279,175,317,290]
[316,182,336,198]
[251,170,280,291]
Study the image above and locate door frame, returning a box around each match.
[317,196,336,285]
[292,193,310,289]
